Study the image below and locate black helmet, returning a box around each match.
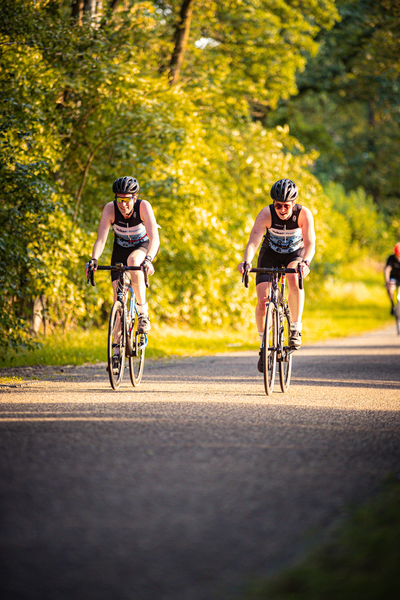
[112,176,139,195]
[270,179,298,202]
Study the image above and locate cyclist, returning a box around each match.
[86,176,160,334]
[238,179,315,372]
[384,243,400,315]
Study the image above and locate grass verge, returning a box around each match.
[241,478,400,600]
[0,264,394,371]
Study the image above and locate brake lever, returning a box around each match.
[86,261,96,286]
[88,260,96,287]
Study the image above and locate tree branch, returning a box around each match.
[72,131,138,223]
[110,0,122,11]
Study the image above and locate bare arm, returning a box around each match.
[299,206,316,265]
[139,200,160,261]
[238,207,271,273]
[91,202,115,263]
[384,265,392,286]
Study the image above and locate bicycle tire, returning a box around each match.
[396,302,400,336]
[263,302,278,396]
[279,305,293,393]
[108,300,126,390]
[129,323,145,387]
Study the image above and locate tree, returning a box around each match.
[264,0,400,221]
[169,0,195,85]
[3,0,382,351]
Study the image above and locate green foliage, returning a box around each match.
[265,0,400,220]
[0,0,396,352]
[172,0,339,109]
[244,479,400,600]
[323,182,394,261]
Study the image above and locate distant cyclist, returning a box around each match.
[384,243,400,315]
[238,179,315,372]
[86,176,160,333]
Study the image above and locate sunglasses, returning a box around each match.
[274,201,293,210]
[116,194,137,203]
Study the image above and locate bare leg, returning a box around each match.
[286,260,304,323]
[112,249,147,304]
[256,281,271,332]
[387,282,396,304]
[127,249,147,305]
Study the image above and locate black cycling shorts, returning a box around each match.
[256,245,305,286]
[110,241,149,283]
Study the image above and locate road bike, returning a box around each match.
[243,265,303,396]
[394,285,400,335]
[87,262,149,390]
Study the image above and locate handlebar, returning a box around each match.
[87,263,149,288]
[242,265,304,290]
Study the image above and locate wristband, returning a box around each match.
[145,255,153,263]
[302,260,310,267]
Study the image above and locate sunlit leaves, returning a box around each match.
[1,0,386,350]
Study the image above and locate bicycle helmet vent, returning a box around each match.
[112,176,139,195]
[394,242,400,256]
[270,179,298,202]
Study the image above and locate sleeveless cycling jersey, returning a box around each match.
[386,254,400,282]
[261,203,304,254]
[112,199,149,249]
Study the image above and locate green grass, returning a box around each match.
[0,264,394,371]
[0,375,24,385]
[0,303,392,371]
[242,478,400,600]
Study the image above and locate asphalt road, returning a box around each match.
[1,326,400,600]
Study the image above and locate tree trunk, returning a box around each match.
[72,0,84,25]
[84,0,99,19]
[72,0,103,24]
[32,296,47,336]
[169,0,195,86]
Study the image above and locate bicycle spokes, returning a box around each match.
[108,301,125,390]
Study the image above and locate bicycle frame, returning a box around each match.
[396,286,400,336]
[87,262,149,388]
[97,264,148,356]
[243,264,303,395]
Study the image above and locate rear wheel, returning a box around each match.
[263,302,278,396]
[396,296,400,336]
[129,315,146,387]
[108,300,126,390]
[279,305,293,393]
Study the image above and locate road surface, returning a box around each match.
[1,326,399,600]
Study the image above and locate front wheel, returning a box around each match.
[108,300,126,390]
[396,300,400,336]
[129,326,146,387]
[279,305,293,393]
[263,302,278,396]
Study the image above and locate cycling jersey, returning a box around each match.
[261,204,304,254]
[386,254,400,283]
[112,199,149,249]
